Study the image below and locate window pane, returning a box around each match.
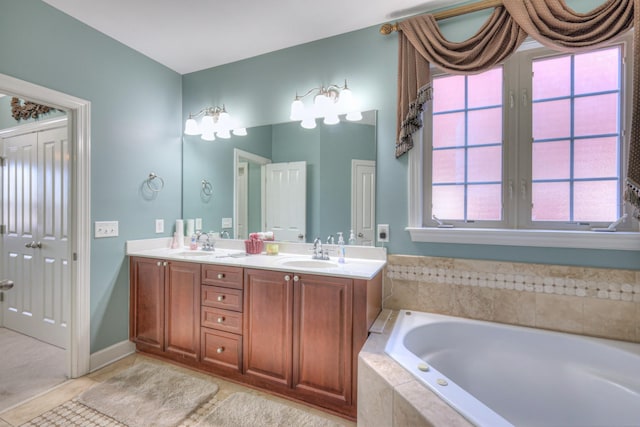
[533,55,571,100]
[468,68,502,108]
[433,149,465,183]
[468,146,502,182]
[433,112,465,148]
[433,75,465,113]
[468,184,502,220]
[574,93,618,137]
[532,182,570,221]
[532,140,570,180]
[533,99,570,140]
[574,180,618,222]
[432,185,464,219]
[468,107,502,145]
[574,137,618,179]
[574,47,620,95]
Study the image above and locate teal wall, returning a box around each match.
[182,0,638,270]
[0,0,636,357]
[0,0,183,353]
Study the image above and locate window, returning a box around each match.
[409,37,639,249]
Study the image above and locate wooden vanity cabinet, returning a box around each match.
[129,257,201,362]
[243,268,372,418]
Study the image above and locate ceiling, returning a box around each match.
[42,0,464,75]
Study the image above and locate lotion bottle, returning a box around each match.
[348,229,356,245]
[337,232,345,264]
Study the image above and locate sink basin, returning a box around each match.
[279,259,338,269]
[176,251,213,257]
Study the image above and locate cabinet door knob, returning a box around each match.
[217,273,225,279]
[293,275,300,282]
[217,295,225,302]
[156,261,162,267]
[216,346,225,354]
[284,275,290,281]
[217,316,225,323]
[163,261,168,267]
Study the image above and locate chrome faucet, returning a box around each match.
[220,230,230,239]
[326,235,335,244]
[198,232,216,251]
[312,237,329,260]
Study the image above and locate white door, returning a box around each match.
[351,160,376,246]
[265,161,306,242]
[2,125,70,349]
[236,162,248,240]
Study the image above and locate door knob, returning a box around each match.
[358,232,364,237]
[0,279,14,291]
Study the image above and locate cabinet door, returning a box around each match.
[165,261,201,360]
[243,269,293,387]
[293,274,353,406]
[130,257,165,350]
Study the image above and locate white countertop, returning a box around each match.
[126,238,387,280]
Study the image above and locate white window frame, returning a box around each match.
[407,36,640,251]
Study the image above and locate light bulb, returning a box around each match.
[218,111,232,131]
[217,129,231,139]
[301,117,317,129]
[201,131,215,141]
[184,118,200,135]
[314,93,330,117]
[337,88,354,112]
[290,99,304,121]
[324,113,339,125]
[232,128,247,136]
[346,111,363,121]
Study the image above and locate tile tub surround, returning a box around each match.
[383,255,640,342]
[357,311,472,427]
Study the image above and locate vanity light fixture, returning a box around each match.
[184,105,247,141]
[290,80,362,129]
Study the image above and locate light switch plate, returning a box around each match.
[195,218,202,230]
[222,217,233,229]
[155,219,164,233]
[95,221,119,238]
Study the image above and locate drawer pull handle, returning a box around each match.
[217,273,225,279]
[217,295,225,302]
[217,317,225,323]
[216,346,225,354]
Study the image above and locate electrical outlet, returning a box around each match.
[95,221,119,238]
[377,224,389,243]
[155,219,164,233]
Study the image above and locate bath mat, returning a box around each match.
[78,361,219,427]
[196,392,346,427]
[20,400,126,427]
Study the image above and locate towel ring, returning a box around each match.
[202,179,213,196]
[146,172,165,192]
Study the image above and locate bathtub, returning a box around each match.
[385,310,640,427]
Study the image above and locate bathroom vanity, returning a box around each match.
[128,239,384,419]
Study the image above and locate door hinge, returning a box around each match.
[0,224,5,235]
[0,292,4,302]
[73,252,78,261]
[0,156,5,167]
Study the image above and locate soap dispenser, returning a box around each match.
[348,229,356,245]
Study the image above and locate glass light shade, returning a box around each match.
[217,129,231,139]
[314,93,331,117]
[301,117,317,129]
[200,115,215,134]
[337,88,354,111]
[324,113,340,125]
[184,118,200,135]
[201,131,215,141]
[290,99,305,121]
[232,128,247,136]
[346,111,363,121]
[218,111,232,130]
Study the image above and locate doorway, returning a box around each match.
[0,73,91,382]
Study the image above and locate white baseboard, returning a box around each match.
[89,339,136,372]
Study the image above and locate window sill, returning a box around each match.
[407,227,640,251]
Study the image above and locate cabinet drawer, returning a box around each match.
[202,265,243,289]
[201,306,243,334]
[201,328,242,371]
[202,286,243,312]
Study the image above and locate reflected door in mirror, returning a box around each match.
[265,161,306,242]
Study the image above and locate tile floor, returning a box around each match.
[0,353,354,427]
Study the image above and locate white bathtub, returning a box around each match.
[385,310,640,427]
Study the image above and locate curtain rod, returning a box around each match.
[380,0,503,35]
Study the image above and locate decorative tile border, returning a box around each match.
[386,263,640,302]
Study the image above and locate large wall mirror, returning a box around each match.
[182,110,376,244]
